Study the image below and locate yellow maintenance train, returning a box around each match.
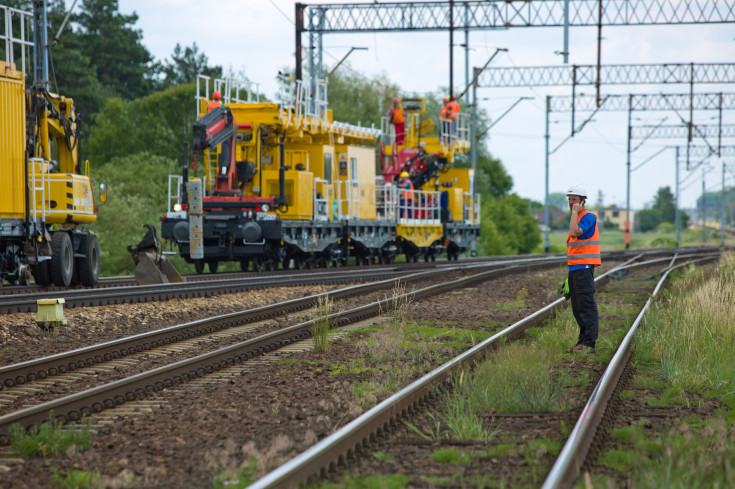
[160,75,479,271]
[0,3,103,286]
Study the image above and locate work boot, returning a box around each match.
[565,343,595,355]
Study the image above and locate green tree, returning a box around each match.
[325,66,400,127]
[480,194,541,255]
[154,43,222,90]
[91,153,180,276]
[652,186,676,223]
[75,0,153,100]
[643,186,690,230]
[636,208,661,232]
[87,83,197,164]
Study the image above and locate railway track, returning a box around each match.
[0,255,569,441]
[0,247,712,308]
[243,250,720,489]
[0,267,406,314]
[0,248,722,488]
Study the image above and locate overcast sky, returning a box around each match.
[115,0,735,210]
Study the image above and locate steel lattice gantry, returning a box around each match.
[675,145,735,159]
[478,63,735,87]
[631,124,735,140]
[548,92,735,112]
[294,0,735,80]
[299,1,735,32]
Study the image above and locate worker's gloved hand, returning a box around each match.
[559,278,570,300]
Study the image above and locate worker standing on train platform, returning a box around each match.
[441,95,461,145]
[208,91,224,112]
[398,171,413,219]
[564,184,600,355]
[386,98,405,146]
[440,97,450,145]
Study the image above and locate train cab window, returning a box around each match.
[324,153,332,183]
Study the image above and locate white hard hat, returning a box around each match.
[566,184,588,198]
[567,183,587,198]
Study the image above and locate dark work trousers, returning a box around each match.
[569,267,598,348]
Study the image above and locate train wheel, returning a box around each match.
[78,235,100,286]
[252,257,262,273]
[50,232,73,287]
[19,265,31,286]
[208,261,219,273]
[194,259,205,274]
[240,259,250,272]
[33,260,52,286]
[281,258,291,270]
[293,256,303,270]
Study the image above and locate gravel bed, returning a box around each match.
[3,262,702,489]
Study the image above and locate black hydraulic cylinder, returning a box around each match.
[278,136,286,207]
[192,107,234,152]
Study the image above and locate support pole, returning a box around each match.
[471,68,479,196]
[295,3,303,81]
[595,0,602,107]
[624,94,632,249]
[674,146,681,248]
[544,95,551,253]
[702,169,706,245]
[562,0,570,63]
[722,159,726,247]
[449,0,454,98]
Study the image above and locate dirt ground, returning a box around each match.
[2,263,709,489]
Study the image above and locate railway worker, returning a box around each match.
[386,98,405,146]
[440,97,451,145]
[441,95,461,145]
[564,184,600,355]
[207,91,224,112]
[398,171,413,219]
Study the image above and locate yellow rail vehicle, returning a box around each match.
[161,76,479,271]
[0,4,103,286]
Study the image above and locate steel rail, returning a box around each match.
[0,255,564,390]
[0,247,711,297]
[0,250,710,391]
[0,267,452,390]
[247,252,720,489]
[541,254,721,489]
[0,268,405,314]
[0,259,564,442]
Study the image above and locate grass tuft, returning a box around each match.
[51,468,100,489]
[9,415,92,457]
[312,295,333,352]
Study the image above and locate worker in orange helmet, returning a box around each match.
[397,170,413,219]
[441,95,461,145]
[207,91,224,112]
[386,97,405,146]
[441,97,451,145]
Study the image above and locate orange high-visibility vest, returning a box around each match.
[208,100,223,112]
[389,106,404,124]
[400,179,413,200]
[567,209,601,266]
[445,100,460,120]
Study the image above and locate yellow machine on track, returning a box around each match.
[160,74,479,271]
[0,2,104,286]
